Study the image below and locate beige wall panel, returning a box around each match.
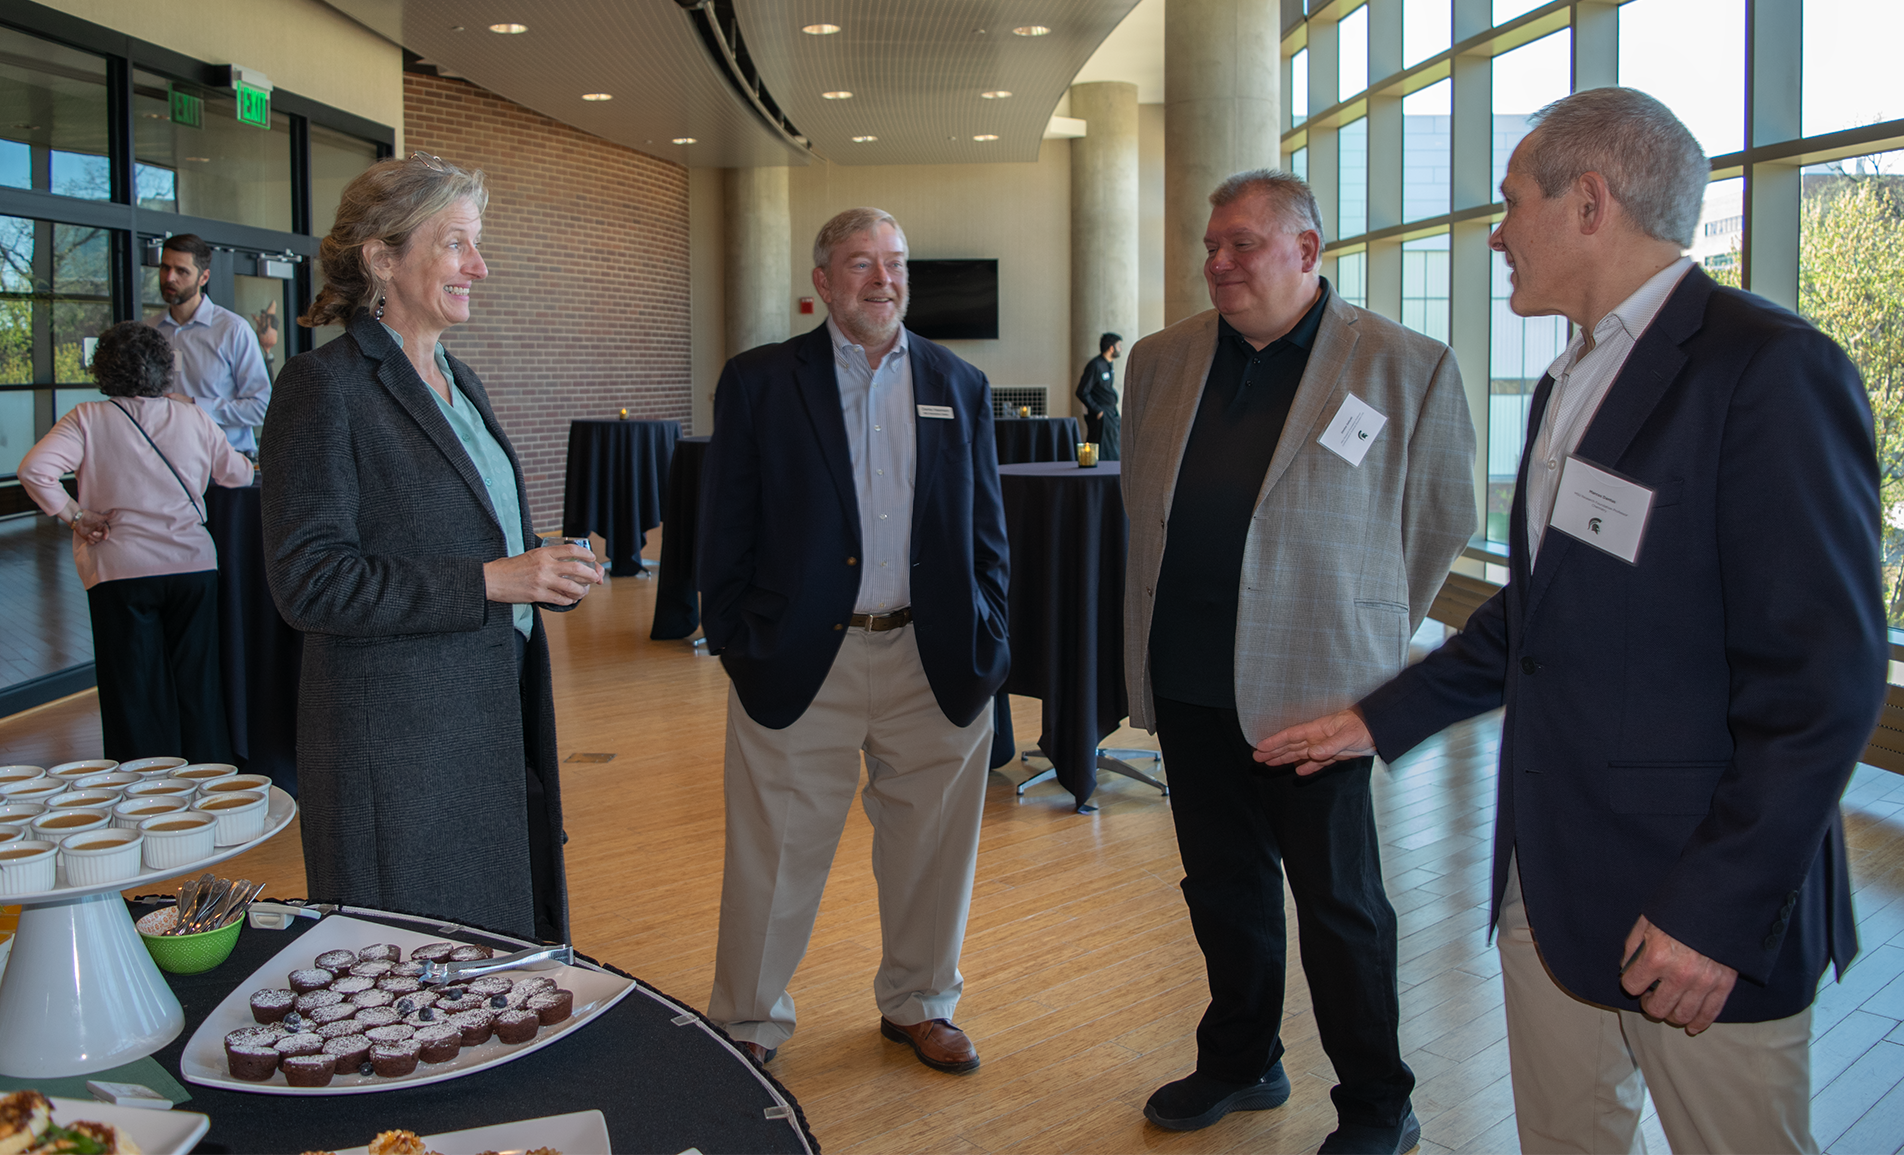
[58,0,402,144]
[1139,102,1166,341]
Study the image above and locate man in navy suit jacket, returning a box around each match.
[1257,89,1884,1153]
[698,207,1009,1074]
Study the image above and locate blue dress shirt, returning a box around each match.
[150,295,272,452]
[827,316,915,614]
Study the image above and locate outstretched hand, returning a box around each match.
[1619,915,1737,1035]
[483,542,603,606]
[1252,708,1377,775]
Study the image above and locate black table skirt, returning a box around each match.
[993,416,1080,465]
[561,420,681,575]
[652,436,711,640]
[989,462,1130,807]
[138,900,816,1154]
[206,484,302,797]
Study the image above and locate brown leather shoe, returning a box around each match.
[739,1040,777,1064]
[880,1016,980,1073]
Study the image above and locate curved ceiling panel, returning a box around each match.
[325,0,810,168]
[732,1,1140,165]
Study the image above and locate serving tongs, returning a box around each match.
[417,943,574,985]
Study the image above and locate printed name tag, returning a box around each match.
[916,404,955,419]
[1548,454,1655,564]
[1317,393,1387,467]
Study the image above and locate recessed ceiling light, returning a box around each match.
[980,90,1012,99]
[449,25,464,32]
[822,91,853,100]
[802,23,841,35]
[141,112,164,119]
[972,134,999,141]
[488,22,527,34]
[1012,25,1050,36]
[582,93,613,101]
[851,135,877,142]
[185,156,211,162]
[671,137,697,145]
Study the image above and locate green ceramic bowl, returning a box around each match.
[136,906,242,974]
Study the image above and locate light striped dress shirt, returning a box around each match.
[1524,257,1692,566]
[827,316,915,614]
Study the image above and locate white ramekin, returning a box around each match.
[170,764,239,787]
[0,840,57,895]
[117,757,187,777]
[124,779,199,802]
[0,766,44,788]
[59,830,146,886]
[30,809,110,839]
[47,760,118,784]
[113,796,188,831]
[139,813,217,870]
[191,790,269,846]
[0,779,66,803]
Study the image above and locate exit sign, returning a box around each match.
[169,86,201,128]
[235,80,270,128]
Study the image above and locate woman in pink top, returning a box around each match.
[19,322,255,762]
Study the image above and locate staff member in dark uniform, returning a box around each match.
[1074,331,1123,460]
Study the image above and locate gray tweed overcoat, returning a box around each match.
[261,311,569,942]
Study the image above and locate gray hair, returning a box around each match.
[1210,169,1327,245]
[301,153,490,328]
[812,207,907,269]
[1521,87,1709,248]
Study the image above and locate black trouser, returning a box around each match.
[87,570,233,765]
[1081,411,1121,460]
[1154,695,1413,1128]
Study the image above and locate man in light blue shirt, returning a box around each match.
[149,234,272,453]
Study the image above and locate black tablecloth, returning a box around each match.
[139,901,815,1154]
[989,462,1130,808]
[206,484,301,797]
[652,436,711,640]
[993,416,1080,465]
[561,420,680,575]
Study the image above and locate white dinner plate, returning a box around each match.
[332,1108,611,1155]
[43,1095,210,1155]
[179,914,634,1095]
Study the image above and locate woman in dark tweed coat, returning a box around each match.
[262,154,599,942]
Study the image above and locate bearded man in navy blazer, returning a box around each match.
[698,207,1009,1074]
[1259,88,1884,1154]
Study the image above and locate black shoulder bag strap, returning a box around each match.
[109,399,208,528]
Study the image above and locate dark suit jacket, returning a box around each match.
[262,311,568,942]
[1360,268,1884,1021]
[698,322,1010,730]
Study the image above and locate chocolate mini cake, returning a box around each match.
[274,1031,324,1059]
[526,989,574,1026]
[414,1023,461,1064]
[317,1018,366,1040]
[282,1053,336,1087]
[226,1024,285,1048]
[448,944,493,962]
[322,1033,371,1071]
[249,988,296,1023]
[351,989,395,1010]
[349,959,396,979]
[409,941,456,962]
[402,1005,443,1027]
[288,967,333,993]
[308,1002,358,1026]
[392,961,426,978]
[433,990,480,1015]
[315,949,357,975]
[294,989,344,1014]
[357,943,401,963]
[466,976,512,998]
[329,975,374,997]
[378,976,422,996]
[369,1039,420,1077]
[353,1006,401,1029]
[493,1008,539,1045]
[449,1008,495,1046]
[226,1042,280,1081]
[364,1023,415,1044]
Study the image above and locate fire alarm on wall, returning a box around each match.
[799,297,814,314]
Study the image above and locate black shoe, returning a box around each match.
[1317,1106,1421,1154]
[1143,1062,1292,1132]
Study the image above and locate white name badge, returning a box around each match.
[1317,393,1388,467]
[917,404,955,419]
[1549,454,1655,564]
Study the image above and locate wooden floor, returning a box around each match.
[4,550,1904,1154]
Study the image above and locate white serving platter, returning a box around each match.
[44,1095,211,1155]
[179,913,634,1095]
[333,1108,611,1155]
[2,786,297,903]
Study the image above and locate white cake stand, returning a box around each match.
[0,787,297,1077]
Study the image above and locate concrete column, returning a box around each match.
[1163,0,1280,325]
[1069,81,1141,415]
[722,166,791,359]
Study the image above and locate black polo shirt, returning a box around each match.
[1149,280,1331,710]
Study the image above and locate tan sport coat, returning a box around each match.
[1122,291,1477,740]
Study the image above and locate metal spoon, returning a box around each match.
[203,878,252,931]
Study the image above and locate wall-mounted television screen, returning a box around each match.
[905,259,998,340]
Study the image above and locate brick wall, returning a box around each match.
[404,73,691,527]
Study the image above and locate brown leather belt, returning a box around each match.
[849,607,912,631]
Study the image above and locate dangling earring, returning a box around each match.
[374,294,386,322]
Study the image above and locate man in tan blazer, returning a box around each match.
[1123,170,1474,1153]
